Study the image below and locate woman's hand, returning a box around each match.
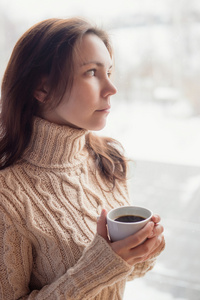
[97,209,165,266]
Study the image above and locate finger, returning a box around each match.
[151,214,161,223]
[141,235,165,261]
[149,235,165,257]
[132,235,158,256]
[147,223,164,238]
[122,235,160,264]
[97,209,109,241]
[122,221,154,249]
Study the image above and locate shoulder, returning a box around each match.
[0,164,14,186]
[0,163,21,191]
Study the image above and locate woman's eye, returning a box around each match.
[86,69,96,76]
[107,71,112,78]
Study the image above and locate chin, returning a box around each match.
[91,121,107,131]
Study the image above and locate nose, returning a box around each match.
[101,78,117,98]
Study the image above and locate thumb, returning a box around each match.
[97,209,109,242]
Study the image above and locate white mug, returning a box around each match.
[107,206,153,242]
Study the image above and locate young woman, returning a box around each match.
[0,18,165,299]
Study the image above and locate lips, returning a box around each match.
[97,106,111,112]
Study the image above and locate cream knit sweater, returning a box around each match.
[0,117,156,300]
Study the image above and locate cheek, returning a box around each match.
[59,95,87,118]
[58,80,100,117]
[75,79,99,96]
[71,86,97,108]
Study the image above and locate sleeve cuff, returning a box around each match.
[66,234,133,299]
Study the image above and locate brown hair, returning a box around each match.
[0,18,127,185]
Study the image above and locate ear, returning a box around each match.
[34,77,49,102]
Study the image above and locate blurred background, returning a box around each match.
[0,0,200,299]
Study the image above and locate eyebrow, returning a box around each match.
[81,61,113,69]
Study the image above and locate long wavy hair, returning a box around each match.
[0,18,127,186]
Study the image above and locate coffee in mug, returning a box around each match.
[114,215,146,223]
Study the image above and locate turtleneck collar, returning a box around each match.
[22,117,88,168]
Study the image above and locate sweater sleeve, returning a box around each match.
[127,258,156,281]
[0,208,133,300]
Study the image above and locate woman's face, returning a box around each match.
[40,33,117,130]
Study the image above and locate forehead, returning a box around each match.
[74,33,112,67]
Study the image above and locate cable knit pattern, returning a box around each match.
[0,117,157,300]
